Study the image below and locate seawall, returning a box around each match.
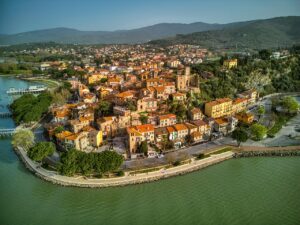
[13,146,233,188]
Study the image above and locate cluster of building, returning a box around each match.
[40,44,258,158]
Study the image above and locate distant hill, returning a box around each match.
[0,20,257,45]
[0,16,299,47]
[149,16,300,49]
[0,22,227,45]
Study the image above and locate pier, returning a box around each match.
[0,128,44,137]
[0,128,17,137]
[6,85,48,95]
[0,112,12,118]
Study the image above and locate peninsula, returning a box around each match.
[2,41,300,187]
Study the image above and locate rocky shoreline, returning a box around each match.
[233,150,300,158]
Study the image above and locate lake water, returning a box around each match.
[1,76,300,225]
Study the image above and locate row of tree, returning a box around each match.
[58,149,124,176]
[10,92,52,124]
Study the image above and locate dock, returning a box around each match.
[0,128,44,137]
[6,85,48,95]
[0,112,12,118]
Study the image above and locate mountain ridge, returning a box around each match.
[0,16,299,47]
[149,16,300,49]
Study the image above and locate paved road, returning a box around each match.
[123,136,236,170]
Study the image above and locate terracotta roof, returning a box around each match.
[191,131,202,138]
[116,91,134,98]
[172,92,185,97]
[79,116,93,122]
[82,126,96,132]
[184,122,197,129]
[173,123,188,131]
[127,127,142,136]
[166,126,175,133]
[154,86,165,92]
[191,120,207,127]
[215,118,228,125]
[146,78,160,83]
[108,77,121,83]
[135,124,154,133]
[217,98,232,103]
[55,131,74,140]
[191,107,202,114]
[147,87,155,92]
[206,98,232,107]
[164,82,175,86]
[233,98,248,104]
[142,98,156,102]
[158,114,176,120]
[55,110,70,118]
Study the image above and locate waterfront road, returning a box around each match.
[123,137,236,170]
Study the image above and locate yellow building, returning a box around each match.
[88,74,107,85]
[127,124,155,153]
[223,59,238,69]
[236,112,254,124]
[205,98,233,118]
[90,130,103,147]
[232,98,248,114]
[238,89,258,105]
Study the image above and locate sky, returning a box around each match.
[0,0,299,34]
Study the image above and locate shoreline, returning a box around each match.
[0,74,60,89]
[13,145,300,188]
[14,145,234,188]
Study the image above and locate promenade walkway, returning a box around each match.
[15,146,234,188]
[14,143,300,188]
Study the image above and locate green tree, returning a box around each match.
[97,100,112,116]
[250,124,267,141]
[170,103,187,122]
[232,129,248,147]
[139,115,148,124]
[12,129,35,151]
[259,49,271,60]
[138,141,148,156]
[97,150,124,173]
[51,89,71,105]
[257,105,265,120]
[100,78,108,83]
[125,100,137,111]
[27,142,55,162]
[58,149,78,176]
[185,134,193,145]
[58,149,123,176]
[282,96,299,113]
[54,126,64,134]
[10,92,52,124]
[62,81,72,91]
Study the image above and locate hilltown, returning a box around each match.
[35,44,259,159]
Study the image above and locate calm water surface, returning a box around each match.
[0,76,300,225]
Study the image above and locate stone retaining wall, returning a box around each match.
[234,150,300,158]
[13,146,233,188]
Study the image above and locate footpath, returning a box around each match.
[15,146,234,188]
